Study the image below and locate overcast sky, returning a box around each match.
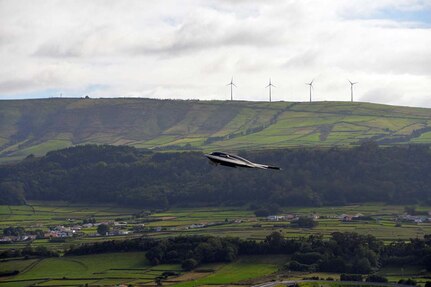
[1,0,430,107]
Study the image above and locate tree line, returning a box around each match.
[64,232,431,274]
[1,143,431,207]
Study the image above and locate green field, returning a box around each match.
[171,256,281,287]
[2,99,431,161]
[1,202,431,253]
[0,252,179,286]
[0,253,282,287]
[1,202,431,286]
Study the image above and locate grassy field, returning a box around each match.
[1,202,431,286]
[0,254,282,287]
[2,99,431,161]
[1,202,431,253]
[171,256,281,287]
[0,252,180,287]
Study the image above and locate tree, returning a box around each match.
[3,226,26,236]
[0,182,26,205]
[291,217,318,228]
[286,260,310,271]
[353,258,372,274]
[404,206,416,215]
[340,274,363,282]
[254,209,270,217]
[181,258,198,271]
[264,231,285,252]
[97,224,110,236]
[366,275,388,283]
[398,279,417,286]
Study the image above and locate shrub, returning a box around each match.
[182,258,198,271]
[398,278,417,286]
[366,275,388,283]
[285,260,310,271]
[340,274,363,282]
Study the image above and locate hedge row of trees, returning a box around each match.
[0,245,58,259]
[1,143,431,207]
[65,232,431,274]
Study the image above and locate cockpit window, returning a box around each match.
[211,152,228,158]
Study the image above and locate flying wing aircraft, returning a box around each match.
[205,152,281,170]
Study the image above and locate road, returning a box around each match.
[253,280,411,287]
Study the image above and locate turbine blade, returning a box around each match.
[233,83,237,87]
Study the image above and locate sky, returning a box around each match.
[0,0,430,107]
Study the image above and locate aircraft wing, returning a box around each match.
[252,163,281,170]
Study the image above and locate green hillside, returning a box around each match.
[1,98,431,161]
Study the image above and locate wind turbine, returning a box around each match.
[348,80,358,102]
[227,77,237,101]
[266,78,276,102]
[306,80,314,102]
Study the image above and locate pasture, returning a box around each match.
[0,252,179,286]
[0,253,282,287]
[3,99,431,161]
[1,202,431,286]
[1,202,431,254]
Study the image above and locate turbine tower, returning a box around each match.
[348,80,358,102]
[266,78,276,102]
[306,80,314,102]
[227,77,237,101]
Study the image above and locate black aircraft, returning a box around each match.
[205,152,281,170]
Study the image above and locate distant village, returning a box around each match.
[1,209,431,244]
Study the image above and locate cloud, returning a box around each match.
[0,0,430,107]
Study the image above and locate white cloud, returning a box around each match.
[0,0,430,107]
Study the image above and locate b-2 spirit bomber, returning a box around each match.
[205,152,281,170]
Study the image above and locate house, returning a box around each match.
[267,215,285,221]
[340,214,353,221]
[0,237,12,243]
[189,224,205,229]
[399,214,427,223]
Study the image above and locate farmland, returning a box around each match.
[1,201,431,286]
[1,202,431,252]
[0,253,280,287]
[2,99,431,162]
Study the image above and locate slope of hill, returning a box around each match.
[1,144,431,207]
[1,98,431,161]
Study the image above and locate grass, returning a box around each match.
[0,253,281,287]
[171,256,281,287]
[1,202,431,253]
[3,99,431,161]
[1,201,431,286]
[0,259,40,273]
[0,252,165,286]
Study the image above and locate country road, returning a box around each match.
[253,280,411,287]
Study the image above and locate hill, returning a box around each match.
[1,98,431,161]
